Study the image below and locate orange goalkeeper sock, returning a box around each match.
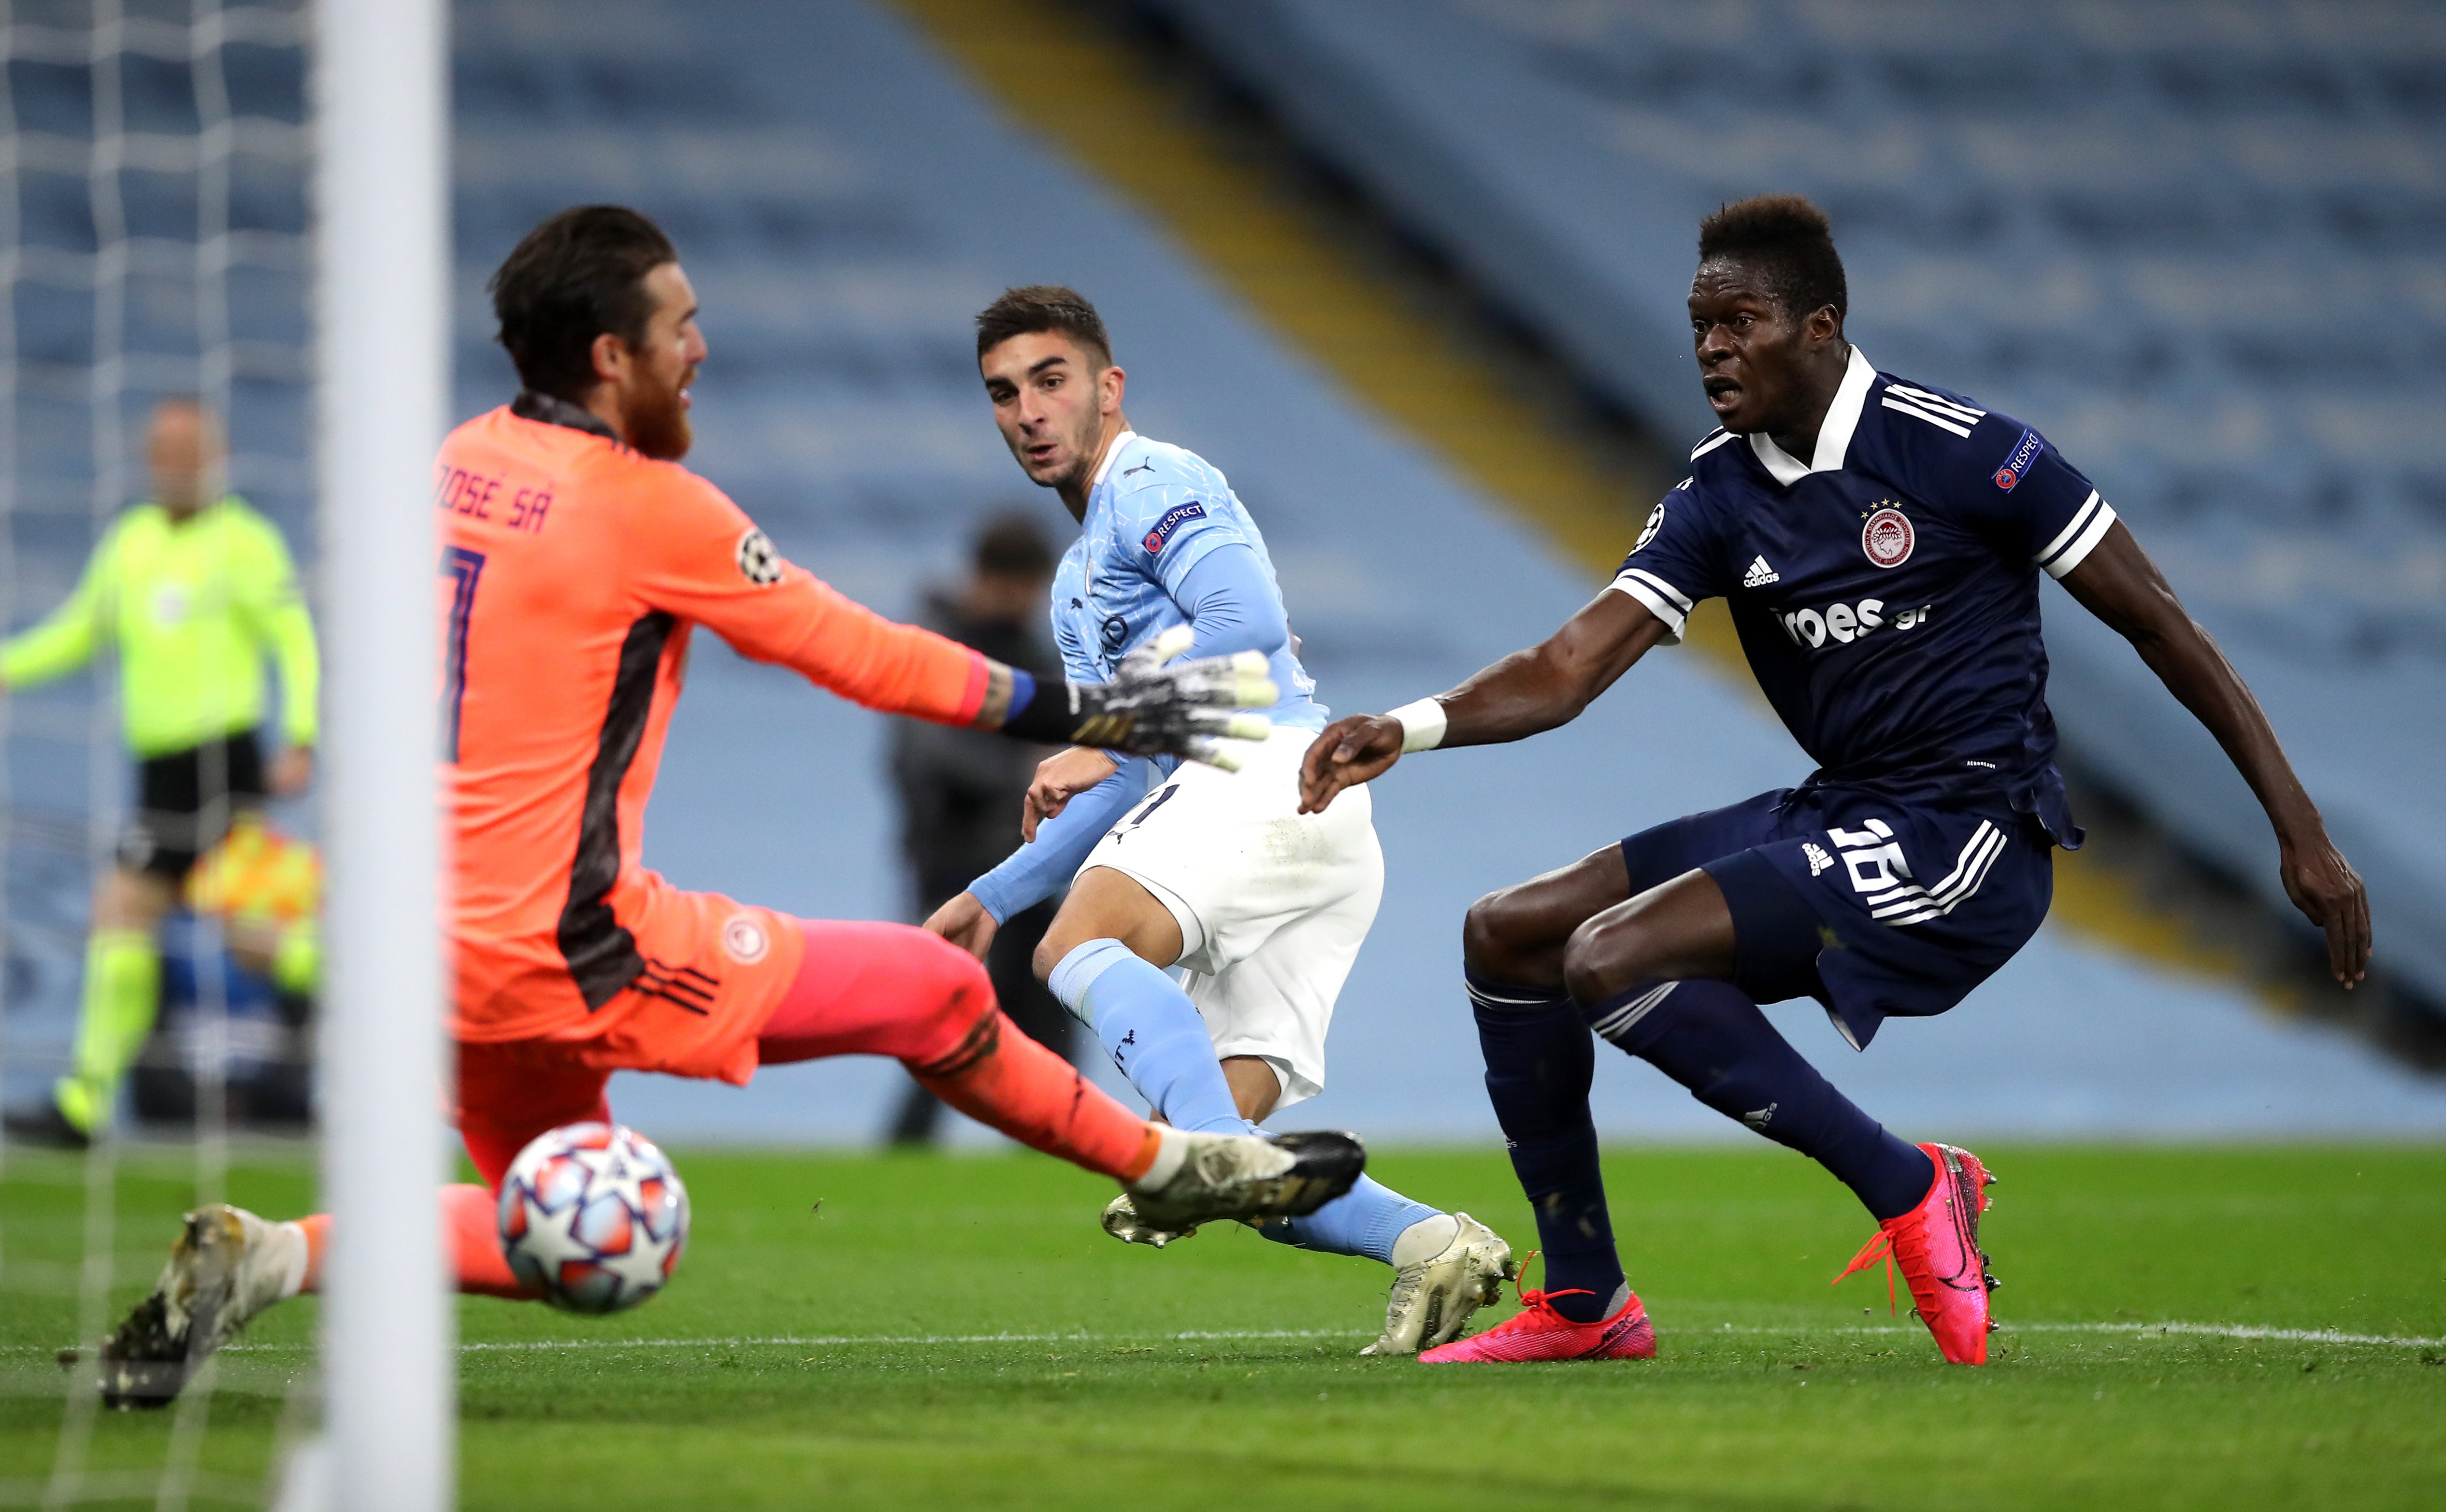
[291,1187,538,1299]
[293,1213,329,1293]
[912,1009,1162,1183]
[443,1182,538,1298]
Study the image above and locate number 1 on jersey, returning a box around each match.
[440,546,486,761]
[1127,784,1180,829]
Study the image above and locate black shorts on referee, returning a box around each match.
[118,729,267,881]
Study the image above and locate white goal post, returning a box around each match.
[304,0,451,1507]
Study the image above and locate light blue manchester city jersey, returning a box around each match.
[1050,430,1323,730]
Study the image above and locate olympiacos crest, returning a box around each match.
[1861,507,1914,569]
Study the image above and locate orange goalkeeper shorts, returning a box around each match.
[453,909,998,1190]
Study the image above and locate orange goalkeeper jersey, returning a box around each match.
[438,398,991,1046]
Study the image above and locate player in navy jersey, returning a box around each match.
[1298,195,2369,1366]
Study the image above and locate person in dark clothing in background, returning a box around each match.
[884,512,1083,1145]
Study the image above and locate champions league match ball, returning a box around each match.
[497,1122,691,1314]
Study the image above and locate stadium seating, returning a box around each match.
[4,11,311,548]
[1152,0,2446,1006]
[8,0,2440,1140]
[449,0,2440,1139]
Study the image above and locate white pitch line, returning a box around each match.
[2021,1321,2444,1349]
[1713,1320,2446,1349]
[443,1319,2446,1354]
[456,1328,1372,1352]
[27,1318,2441,1360]
[156,1328,1376,1356]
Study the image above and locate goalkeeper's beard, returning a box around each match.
[627,368,695,461]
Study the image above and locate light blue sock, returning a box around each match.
[1258,1163,1441,1265]
[1049,939,1242,1134]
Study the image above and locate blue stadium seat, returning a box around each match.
[1155,0,2446,1004]
[10,0,2438,1138]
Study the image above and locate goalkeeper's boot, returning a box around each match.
[1832,1141,1998,1365]
[1101,1193,1198,1249]
[1127,1128,1364,1231]
[1418,1268,1655,1364]
[99,1204,304,1409]
[1362,1212,1517,1356]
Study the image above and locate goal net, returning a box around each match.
[1,1,448,1507]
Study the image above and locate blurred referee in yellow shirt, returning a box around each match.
[2,398,318,1148]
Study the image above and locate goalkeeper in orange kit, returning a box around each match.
[93,206,1363,1408]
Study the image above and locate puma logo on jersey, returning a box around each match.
[1741,556,1780,587]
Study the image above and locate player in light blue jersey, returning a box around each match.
[924,287,1516,1355]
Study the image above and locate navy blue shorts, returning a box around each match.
[1619,788,2052,1048]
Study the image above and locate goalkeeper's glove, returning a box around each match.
[1001,627,1275,770]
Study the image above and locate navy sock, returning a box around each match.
[1587,978,1935,1221]
[1468,970,1621,1324]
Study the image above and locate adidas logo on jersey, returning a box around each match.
[1741,556,1780,587]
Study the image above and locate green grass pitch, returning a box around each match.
[4,1141,2443,1509]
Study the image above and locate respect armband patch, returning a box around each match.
[1992,428,2044,491]
[1140,502,1206,554]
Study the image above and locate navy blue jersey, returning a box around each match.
[1612,347,2115,846]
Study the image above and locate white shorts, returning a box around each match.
[1080,726,1382,1110]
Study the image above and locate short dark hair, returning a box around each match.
[975,285,1112,369]
[490,206,679,402]
[1697,194,1847,324]
[973,511,1055,581]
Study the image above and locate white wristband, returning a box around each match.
[1388,698,1447,754]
